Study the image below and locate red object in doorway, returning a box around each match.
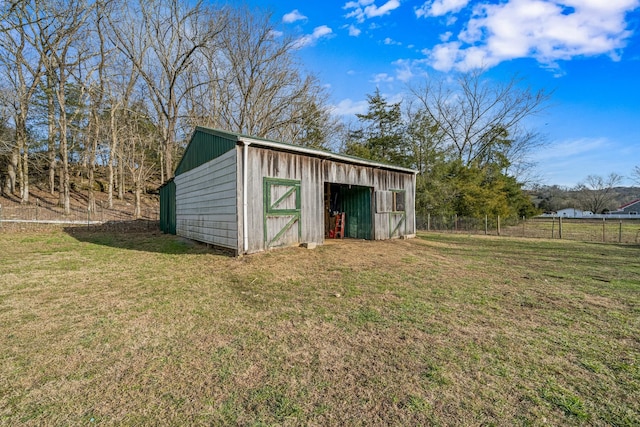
[334,213,345,239]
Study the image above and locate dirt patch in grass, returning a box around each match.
[1,230,638,425]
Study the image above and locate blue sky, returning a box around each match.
[237,0,640,188]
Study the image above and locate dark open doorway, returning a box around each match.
[324,182,373,240]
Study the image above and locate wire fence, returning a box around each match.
[0,199,159,231]
[417,214,640,244]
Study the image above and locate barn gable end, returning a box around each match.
[174,127,237,176]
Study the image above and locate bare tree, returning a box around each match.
[120,104,157,218]
[35,0,93,214]
[632,166,640,187]
[0,93,15,196]
[575,173,623,214]
[410,69,551,175]
[210,6,331,144]
[0,0,45,203]
[110,0,223,182]
[83,1,111,213]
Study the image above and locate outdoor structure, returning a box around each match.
[537,200,640,220]
[610,199,640,216]
[160,127,417,255]
[540,208,593,218]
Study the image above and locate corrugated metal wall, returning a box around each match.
[340,185,372,240]
[175,149,239,251]
[174,127,236,176]
[159,179,176,234]
[244,147,416,253]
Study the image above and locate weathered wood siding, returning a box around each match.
[243,146,415,253]
[175,149,238,251]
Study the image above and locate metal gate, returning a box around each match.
[263,178,301,248]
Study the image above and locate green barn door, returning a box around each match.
[263,178,301,248]
[340,186,372,240]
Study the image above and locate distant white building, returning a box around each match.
[538,201,640,219]
[554,208,593,218]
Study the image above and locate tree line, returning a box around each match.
[345,71,551,219]
[0,0,339,217]
[1,0,565,220]
[533,173,640,215]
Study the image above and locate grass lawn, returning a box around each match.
[0,229,638,425]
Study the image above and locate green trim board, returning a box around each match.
[263,178,302,248]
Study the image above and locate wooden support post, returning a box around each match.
[619,220,622,243]
[497,215,501,236]
[559,217,563,239]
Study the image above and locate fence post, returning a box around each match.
[602,217,606,243]
[551,217,555,238]
[35,198,39,221]
[522,216,526,237]
[497,215,501,236]
[0,204,2,228]
[427,213,430,231]
[619,220,622,243]
[454,214,458,232]
[559,217,563,239]
[485,215,488,235]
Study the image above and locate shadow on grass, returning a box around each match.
[63,220,233,256]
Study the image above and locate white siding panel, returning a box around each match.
[175,149,238,251]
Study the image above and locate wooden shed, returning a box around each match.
[160,127,417,255]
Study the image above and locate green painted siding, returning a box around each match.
[340,185,372,240]
[174,127,236,176]
[159,179,176,234]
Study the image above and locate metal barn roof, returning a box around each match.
[175,127,417,177]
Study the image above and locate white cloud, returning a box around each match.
[415,0,470,18]
[426,0,640,72]
[439,31,453,42]
[348,24,362,36]
[283,9,307,24]
[384,37,401,45]
[371,73,394,83]
[344,0,401,23]
[532,137,617,186]
[393,59,415,82]
[293,25,334,49]
[532,137,610,162]
[332,98,369,116]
